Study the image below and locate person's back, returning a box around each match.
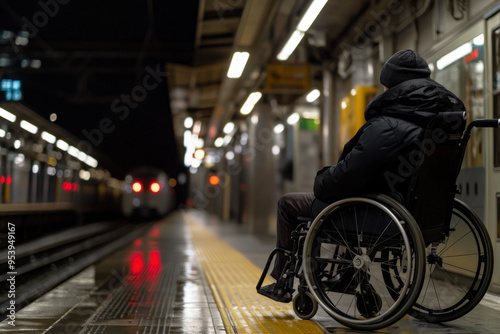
[314,50,465,204]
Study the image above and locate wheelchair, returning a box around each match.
[257,112,497,330]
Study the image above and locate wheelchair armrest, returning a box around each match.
[297,216,312,222]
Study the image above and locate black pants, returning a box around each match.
[270,192,316,280]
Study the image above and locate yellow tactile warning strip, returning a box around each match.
[182,210,324,334]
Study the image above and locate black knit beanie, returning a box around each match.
[380,49,431,88]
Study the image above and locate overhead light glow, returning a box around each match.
[68,146,79,158]
[272,145,281,156]
[194,148,205,160]
[277,0,328,61]
[77,151,87,162]
[20,120,38,134]
[473,34,484,46]
[227,51,250,78]
[306,89,321,103]
[14,139,21,149]
[240,91,262,115]
[85,156,98,168]
[56,139,69,151]
[297,0,329,31]
[223,122,235,134]
[287,113,300,125]
[0,107,16,122]
[273,123,285,134]
[214,137,224,148]
[436,42,473,70]
[184,116,193,128]
[41,131,56,144]
[277,30,305,61]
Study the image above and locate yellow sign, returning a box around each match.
[339,86,378,150]
[265,63,310,93]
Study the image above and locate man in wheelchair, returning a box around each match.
[257,49,466,303]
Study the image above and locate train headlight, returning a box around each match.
[132,181,143,193]
[150,182,161,193]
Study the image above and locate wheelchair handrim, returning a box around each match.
[302,196,424,327]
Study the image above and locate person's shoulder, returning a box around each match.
[366,115,399,129]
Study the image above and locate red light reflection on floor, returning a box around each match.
[129,251,144,275]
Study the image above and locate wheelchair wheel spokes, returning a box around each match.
[303,196,426,331]
[410,199,494,323]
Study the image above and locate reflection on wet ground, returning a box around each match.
[1,209,499,333]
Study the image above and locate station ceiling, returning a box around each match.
[0,0,376,179]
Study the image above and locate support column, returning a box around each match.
[245,103,275,236]
[322,66,338,165]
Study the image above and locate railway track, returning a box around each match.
[0,220,153,318]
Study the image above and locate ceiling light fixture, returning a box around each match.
[277,0,328,61]
[227,51,250,78]
[20,120,38,134]
[306,88,321,103]
[240,91,262,115]
[0,107,16,122]
[436,42,473,70]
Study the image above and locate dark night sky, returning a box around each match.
[0,0,200,179]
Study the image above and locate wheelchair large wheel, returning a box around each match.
[302,195,426,331]
[409,198,494,322]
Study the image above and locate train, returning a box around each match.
[121,166,175,220]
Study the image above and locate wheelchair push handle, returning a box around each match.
[472,119,500,128]
[466,118,500,133]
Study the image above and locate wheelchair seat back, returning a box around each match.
[404,111,467,244]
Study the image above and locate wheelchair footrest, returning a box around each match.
[257,283,294,303]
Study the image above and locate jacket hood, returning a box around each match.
[365,78,465,127]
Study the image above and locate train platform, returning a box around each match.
[2,209,500,334]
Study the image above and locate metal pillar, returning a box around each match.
[322,66,338,165]
[245,103,275,235]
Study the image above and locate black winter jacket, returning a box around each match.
[313,78,465,203]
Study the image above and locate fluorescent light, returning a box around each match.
[56,139,69,151]
[68,146,79,158]
[272,145,280,156]
[79,170,91,181]
[85,156,98,168]
[306,89,321,103]
[273,123,285,134]
[227,52,250,78]
[20,120,38,134]
[240,91,262,115]
[277,30,305,61]
[473,34,484,46]
[277,0,328,61]
[184,130,192,147]
[77,151,87,162]
[223,122,235,134]
[287,113,300,125]
[184,116,193,128]
[297,0,329,31]
[214,137,224,148]
[436,42,473,70]
[41,131,56,144]
[0,107,16,122]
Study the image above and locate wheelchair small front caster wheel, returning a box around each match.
[293,291,318,320]
[356,285,382,318]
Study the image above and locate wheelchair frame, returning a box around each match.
[256,113,497,330]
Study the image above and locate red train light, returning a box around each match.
[209,175,220,185]
[132,181,143,193]
[150,182,161,193]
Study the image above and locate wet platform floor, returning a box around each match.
[1,209,500,333]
